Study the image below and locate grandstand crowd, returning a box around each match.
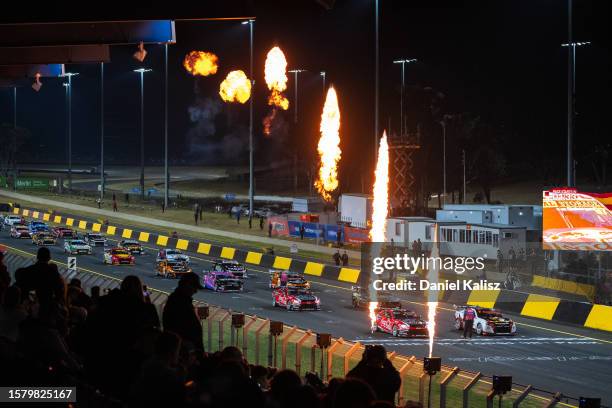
[0,248,420,408]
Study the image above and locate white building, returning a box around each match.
[339,194,373,229]
[437,204,541,231]
[386,216,527,259]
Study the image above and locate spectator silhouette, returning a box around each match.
[14,247,64,305]
[17,301,80,373]
[346,345,401,404]
[334,378,376,408]
[84,275,159,399]
[67,278,92,311]
[0,285,27,342]
[0,252,10,303]
[269,369,303,407]
[130,331,185,408]
[163,273,204,353]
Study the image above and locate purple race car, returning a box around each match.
[203,270,244,292]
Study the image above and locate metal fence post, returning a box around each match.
[396,356,416,407]
[512,385,532,407]
[544,392,563,408]
[255,319,269,366]
[242,315,259,360]
[343,342,361,376]
[208,308,224,353]
[486,390,495,408]
[462,372,482,408]
[219,310,232,351]
[327,337,343,381]
[310,344,317,374]
[418,372,427,405]
[281,326,298,369]
[295,330,312,376]
[439,367,459,408]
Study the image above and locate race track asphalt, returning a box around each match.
[2,229,611,404]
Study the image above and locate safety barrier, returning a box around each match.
[7,204,612,333]
[2,248,592,408]
[531,275,595,301]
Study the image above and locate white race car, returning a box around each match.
[4,215,23,226]
[156,248,190,264]
[454,306,517,336]
[64,239,93,255]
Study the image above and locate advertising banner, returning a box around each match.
[543,188,612,251]
[269,216,289,237]
[344,226,370,244]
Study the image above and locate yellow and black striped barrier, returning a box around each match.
[9,204,611,332]
[10,205,362,285]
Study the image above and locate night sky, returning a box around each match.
[0,1,609,193]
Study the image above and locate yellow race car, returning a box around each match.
[269,270,310,290]
[32,232,56,246]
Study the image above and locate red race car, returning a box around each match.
[373,308,428,337]
[53,226,76,238]
[272,287,320,311]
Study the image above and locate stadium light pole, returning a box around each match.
[100,62,105,201]
[12,87,17,129]
[393,59,417,137]
[164,44,169,210]
[320,71,326,94]
[134,68,152,201]
[62,72,79,192]
[562,32,590,187]
[242,19,255,223]
[440,120,446,207]
[289,69,307,194]
[374,0,379,164]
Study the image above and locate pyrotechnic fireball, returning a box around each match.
[369,301,379,332]
[314,86,341,201]
[263,46,289,135]
[426,224,440,357]
[264,46,289,109]
[368,131,389,330]
[370,131,389,242]
[183,51,219,77]
[219,70,251,104]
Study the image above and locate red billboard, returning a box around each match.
[543,188,612,251]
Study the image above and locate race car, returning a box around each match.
[156,260,193,279]
[269,270,310,289]
[84,232,107,247]
[103,248,135,265]
[209,259,248,279]
[203,270,244,292]
[372,308,428,337]
[52,226,76,238]
[272,287,321,311]
[11,225,31,239]
[64,239,92,255]
[32,232,56,246]
[156,248,190,264]
[118,239,145,255]
[454,306,517,336]
[3,215,24,226]
[28,221,49,234]
[351,286,402,310]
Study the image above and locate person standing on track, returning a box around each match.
[462,306,476,339]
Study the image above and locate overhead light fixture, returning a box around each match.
[133,41,148,62]
[32,73,42,92]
